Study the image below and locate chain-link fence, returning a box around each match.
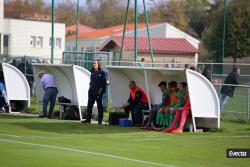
[214,84,250,121]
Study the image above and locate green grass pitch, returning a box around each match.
[0,115,249,167]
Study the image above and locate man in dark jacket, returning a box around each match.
[83,59,106,124]
[220,67,240,110]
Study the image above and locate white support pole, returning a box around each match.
[79,105,83,122]
[143,69,151,110]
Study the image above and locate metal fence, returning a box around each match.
[60,55,250,121]
[62,51,112,71]
[1,53,250,121]
[214,84,250,121]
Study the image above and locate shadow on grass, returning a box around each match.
[4,115,144,135]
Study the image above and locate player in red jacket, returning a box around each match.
[162,84,191,133]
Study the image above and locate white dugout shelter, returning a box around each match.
[32,64,91,120]
[1,63,30,111]
[107,66,220,132]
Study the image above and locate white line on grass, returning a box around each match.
[0,133,22,138]
[0,138,176,167]
[0,133,73,139]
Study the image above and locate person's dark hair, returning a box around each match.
[141,58,145,62]
[180,82,187,88]
[91,59,102,72]
[158,81,167,87]
[130,80,136,86]
[189,66,196,71]
[184,64,189,68]
[232,67,239,73]
[168,81,177,88]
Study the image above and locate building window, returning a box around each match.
[30,36,36,47]
[37,36,43,48]
[56,38,62,49]
[3,35,9,55]
[3,35,9,47]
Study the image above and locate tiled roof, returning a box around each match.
[101,36,199,54]
[66,24,96,34]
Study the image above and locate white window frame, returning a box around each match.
[37,36,43,48]
[55,38,62,49]
[30,36,36,48]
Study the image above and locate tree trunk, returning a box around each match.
[233,57,237,67]
[233,57,237,63]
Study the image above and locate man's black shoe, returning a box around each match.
[39,114,47,118]
[81,120,91,124]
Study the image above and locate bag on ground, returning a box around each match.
[109,112,126,125]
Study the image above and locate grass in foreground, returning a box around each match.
[0,114,250,167]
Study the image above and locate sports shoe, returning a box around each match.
[171,129,183,133]
[162,128,173,133]
[142,125,153,130]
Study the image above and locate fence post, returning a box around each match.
[248,88,250,120]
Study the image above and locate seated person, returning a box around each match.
[119,81,149,126]
[163,83,191,133]
[143,81,169,130]
[156,81,184,128]
[0,75,9,111]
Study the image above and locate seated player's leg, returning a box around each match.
[163,107,171,128]
[162,110,181,133]
[143,107,159,130]
[156,107,166,127]
[171,109,190,133]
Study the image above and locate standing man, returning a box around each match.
[83,60,106,124]
[220,67,240,110]
[38,71,58,118]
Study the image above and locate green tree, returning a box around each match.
[55,1,77,25]
[225,0,250,63]
[202,0,250,63]
[149,0,189,31]
[185,0,210,37]
[86,0,134,28]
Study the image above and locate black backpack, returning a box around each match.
[58,96,71,104]
[108,112,126,125]
[63,106,80,120]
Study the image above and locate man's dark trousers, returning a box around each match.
[124,103,149,126]
[86,92,103,123]
[43,87,58,118]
